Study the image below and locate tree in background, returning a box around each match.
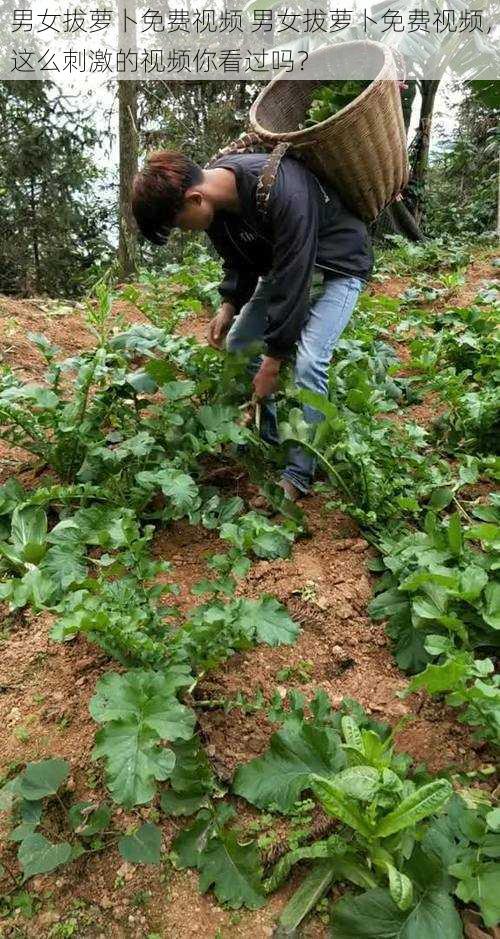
[118,80,139,281]
[0,81,112,297]
[117,0,139,282]
[140,80,255,168]
[409,79,441,226]
[424,83,499,237]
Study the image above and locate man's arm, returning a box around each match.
[218,259,259,314]
[263,163,319,360]
[207,261,259,350]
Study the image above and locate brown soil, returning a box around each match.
[369,251,498,312]
[177,312,211,344]
[0,253,497,938]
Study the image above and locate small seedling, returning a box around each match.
[277,660,314,684]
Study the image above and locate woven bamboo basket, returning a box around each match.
[249,41,409,222]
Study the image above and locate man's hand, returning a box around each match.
[253,356,281,399]
[207,303,236,350]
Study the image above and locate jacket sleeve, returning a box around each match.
[218,257,259,313]
[263,164,319,359]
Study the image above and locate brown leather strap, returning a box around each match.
[204,131,265,168]
[256,142,291,221]
[205,134,292,223]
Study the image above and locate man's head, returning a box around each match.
[132,151,214,245]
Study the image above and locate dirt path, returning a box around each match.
[0,252,497,938]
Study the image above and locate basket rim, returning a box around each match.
[250,40,397,143]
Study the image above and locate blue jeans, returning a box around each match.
[226,273,364,494]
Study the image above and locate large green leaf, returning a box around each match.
[110,323,166,354]
[160,735,215,817]
[118,822,162,864]
[265,834,346,892]
[386,614,431,674]
[39,544,87,591]
[172,804,235,869]
[19,759,69,801]
[0,778,21,811]
[406,654,473,695]
[278,860,337,931]
[136,469,199,515]
[330,885,463,938]
[0,478,25,517]
[197,829,265,910]
[447,513,463,557]
[368,588,409,621]
[9,505,47,564]
[10,505,47,546]
[233,719,345,813]
[92,721,175,808]
[89,669,195,741]
[236,597,299,646]
[9,822,38,843]
[160,789,211,817]
[385,863,414,912]
[90,667,191,806]
[197,405,245,444]
[459,566,489,602]
[482,582,500,630]
[172,807,264,908]
[486,808,500,832]
[162,379,196,400]
[333,766,380,802]
[220,513,294,560]
[70,506,139,549]
[0,384,59,409]
[453,863,500,927]
[341,716,363,751]
[18,834,72,881]
[144,359,176,386]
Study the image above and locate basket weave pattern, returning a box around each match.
[249,42,409,221]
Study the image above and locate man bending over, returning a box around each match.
[132,149,373,501]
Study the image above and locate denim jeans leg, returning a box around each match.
[225,276,279,445]
[282,276,364,494]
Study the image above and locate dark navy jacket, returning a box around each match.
[206,152,373,359]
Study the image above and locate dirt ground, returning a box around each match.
[0,252,498,938]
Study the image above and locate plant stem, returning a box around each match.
[287,437,355,502]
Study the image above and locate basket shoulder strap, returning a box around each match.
[205,134,291,224]
[255,142,291,221]
[204,131,264,168]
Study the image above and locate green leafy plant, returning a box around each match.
[369,505,499,675]
[171,804,265,910]
[0,759,163,886]
[303,81,371,126]
[405,642,500,746]
[174,693,484,939]
[1,248,498,933]
[90,669,195,807]
[220,511,296,560]
[230,700,465,932]
[423,791,500,929]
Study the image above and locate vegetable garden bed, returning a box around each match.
[0,243,498,938]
